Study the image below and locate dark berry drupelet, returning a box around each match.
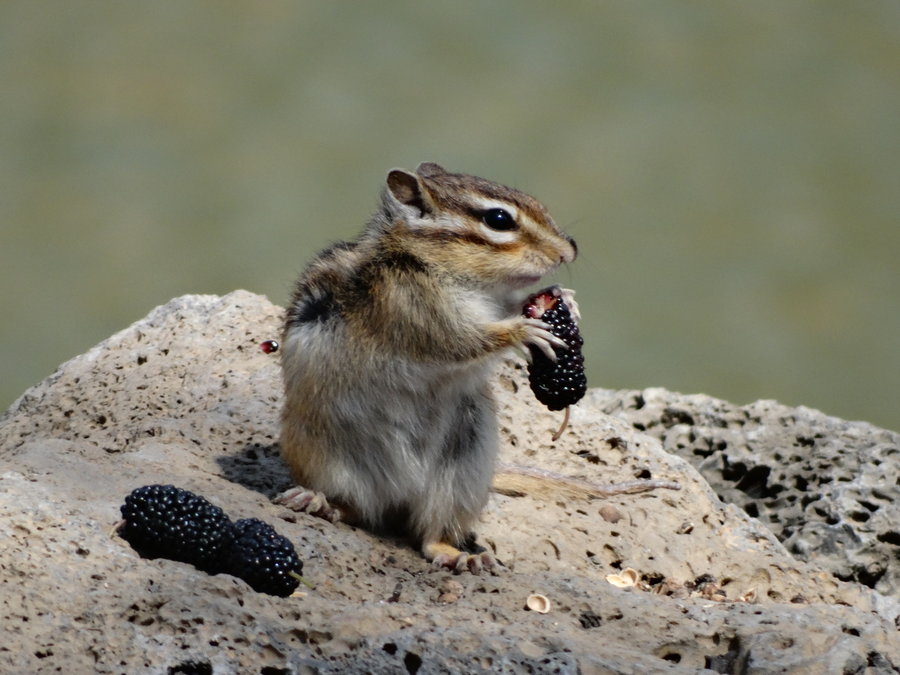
[524,287,587,411]
[119,485,234,573]
[223,518,303,597]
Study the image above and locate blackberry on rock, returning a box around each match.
[223,518,304,597]
[119,485,305,597]
[523,286,587,412]
[119,484,234,572]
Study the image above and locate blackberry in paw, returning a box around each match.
[119,485,234,572]
[523,286,587,411]
[223,518,303,597]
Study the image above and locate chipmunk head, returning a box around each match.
[380,162,577,291]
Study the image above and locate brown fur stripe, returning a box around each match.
[420,171,552,225]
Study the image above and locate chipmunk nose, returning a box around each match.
[561,235,578,263]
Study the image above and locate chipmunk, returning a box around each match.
[276,162,677,573]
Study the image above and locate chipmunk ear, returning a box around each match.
[386,168,433,217]
[414,162,447,178]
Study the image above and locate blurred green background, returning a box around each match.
[2,2,898,430]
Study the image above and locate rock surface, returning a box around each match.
[1,291,898,674]
[591,388,900,599]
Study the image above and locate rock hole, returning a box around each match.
[692,573,715,587]
[167,661,212,675]
[660,408,694,427]
[867,652,894,670]
[662,653,681,663]
[382,643,398,655]
[876,531,900,546]
[837,564,886,588]
[721,460,746,482]
[813,507,840,525]
[800,494,817,509]
[287,629,309,644]
[705,636,742,673]
[734,465,772,499]
[404,652,423,674]
[643,572,665,586]
[579,611,602,628]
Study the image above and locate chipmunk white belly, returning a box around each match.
[281,322,499,542]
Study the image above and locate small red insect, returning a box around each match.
[260,339,280,354]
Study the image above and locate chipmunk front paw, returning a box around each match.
[520,317,568,362]
[558,287,581,323]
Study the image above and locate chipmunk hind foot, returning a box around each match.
[423,540,500,575]
[274,486,347,523]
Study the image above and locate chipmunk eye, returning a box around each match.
[481,208,517,231]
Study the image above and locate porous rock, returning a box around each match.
[0,291,898,674]
[591,388,900,598]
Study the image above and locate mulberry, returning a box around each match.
[523,287,587,411]
[119,484,234,572]
[223,518,303,597]
[120,486,305,597]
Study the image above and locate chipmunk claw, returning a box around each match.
[559,288,581,323]
[426,541,499,575]
[274,487,342,522]
[433,551,496,575]
[521,317,567,362]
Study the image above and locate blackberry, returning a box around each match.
[523,287,587,411]
[222,518,303,597]
[120,485,234,573]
